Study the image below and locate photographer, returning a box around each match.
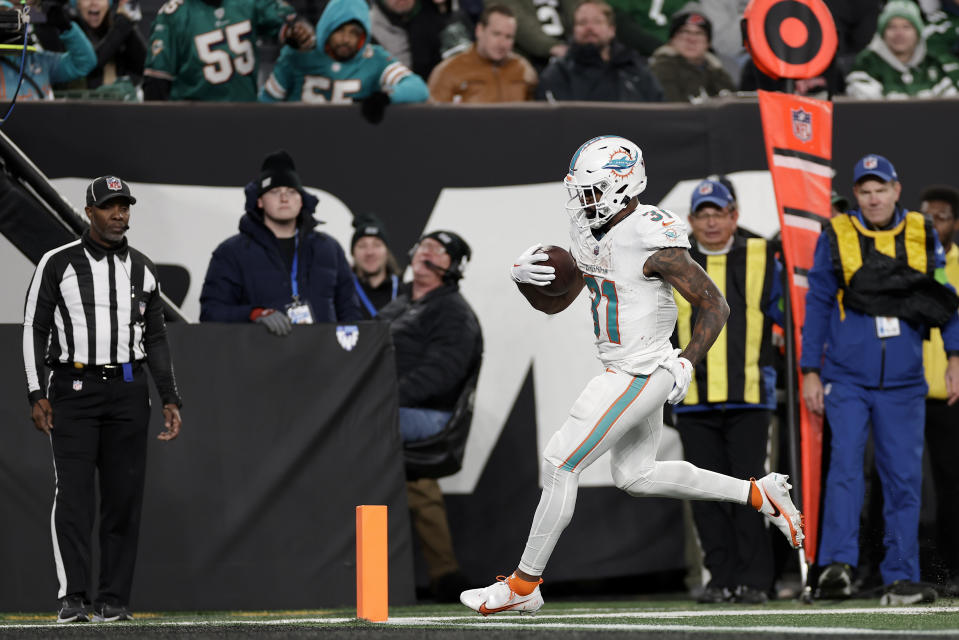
[0,0,95,99]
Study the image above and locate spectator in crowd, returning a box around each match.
[825,0,881,77]
[924,0,959,60]
[427,3,537,102]
[0,0,95,99]
[142,0,315,101]
[64,0,147,90]
[200,150,361,331]
[350,213,405,319]
[674,179,783,604]
[536,0,662,102]
[649,8,735,102]
[495,0,574,70]
[368,0,472,80]
[23,176,182,623]
[605,0,684,43]
[697,0,748,81]
[260,0,428,123]
[846,0,959,99]
[920,184,959,594]
[801,154,959,605]
[378,230,483,602]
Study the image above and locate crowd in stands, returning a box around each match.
[4,0,959,104]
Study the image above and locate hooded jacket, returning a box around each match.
[845,32,959,98]
[199,183,362,323]
[536,41,663,102]
[649,43,735,102]
[800,206,959,389]
[260,0,428,103]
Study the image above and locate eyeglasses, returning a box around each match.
[690,210,732,221]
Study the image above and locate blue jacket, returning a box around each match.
[199,183,362,323]
[2,24,96,100]
[800,206,959,388]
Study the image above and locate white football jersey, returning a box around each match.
[568,204,691,376]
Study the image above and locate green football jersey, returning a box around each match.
[604,0,686,42]
[145,0,295,101]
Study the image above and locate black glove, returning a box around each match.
[44,2,72,33]
[282,15,315,50]
[253,309,293,336]
[360,91,390,124]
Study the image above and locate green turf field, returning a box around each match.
[2,597,957,639]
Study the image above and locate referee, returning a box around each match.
[22,176,183,623]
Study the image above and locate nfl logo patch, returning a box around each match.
[106,177,123,191]
[698,182,713,195]
[139,301,146,316]
[336,325,359,352]
[73,379,83,391]
[791,108,812,143]
[863,155,878,169]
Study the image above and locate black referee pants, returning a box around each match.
[676,408,773,592]
[48,367,150,607]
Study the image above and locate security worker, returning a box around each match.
[802,155,959,605]
[22,176,183,623]
[674,179,783,604]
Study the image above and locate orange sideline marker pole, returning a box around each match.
[356,505,388,621]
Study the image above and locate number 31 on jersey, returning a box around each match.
[583,275,620,344]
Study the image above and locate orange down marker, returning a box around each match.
[356,505,388,621]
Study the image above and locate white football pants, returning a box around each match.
[518,367,751,576]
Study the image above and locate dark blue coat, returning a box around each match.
[199,183,362,323]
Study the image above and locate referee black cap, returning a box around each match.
[87,176,137,208]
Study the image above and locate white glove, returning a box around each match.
[510,244,555,286]
[657,348,693,405]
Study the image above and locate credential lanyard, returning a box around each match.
[354,274,399,317]
[290,233,300,299]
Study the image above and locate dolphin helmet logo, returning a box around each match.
[602,148,637,177]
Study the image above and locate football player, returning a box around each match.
[460,135,805,615]
[143,0,315,101]
[259,0,428,121]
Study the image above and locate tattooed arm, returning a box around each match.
[644,247,729,365]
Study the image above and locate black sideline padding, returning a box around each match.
[0,322,416,611]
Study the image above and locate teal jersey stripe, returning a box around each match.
[561,374,649,472]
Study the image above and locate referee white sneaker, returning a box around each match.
[461,575,544,616]
[754,473,805,549]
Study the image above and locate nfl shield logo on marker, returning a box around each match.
[336,325,359,351]
[106,177,123,191]
[791,108,812,143]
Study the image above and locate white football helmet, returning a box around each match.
[565,136,647,229]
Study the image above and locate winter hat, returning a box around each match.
[419,230,471,281]
[878,0,924,38]
[257,150,303,197]
[669,10,712,42]
[351,213,389,251]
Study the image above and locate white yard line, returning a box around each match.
[1,607,957,631]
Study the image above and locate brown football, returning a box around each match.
[537,245,579,296]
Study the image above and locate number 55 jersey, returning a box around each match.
[145,0,295,101]
[568,204,691,376]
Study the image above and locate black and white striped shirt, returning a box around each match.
[23,230,181,407]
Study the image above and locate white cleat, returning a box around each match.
[460,575,544,616]
[754,472,805,549]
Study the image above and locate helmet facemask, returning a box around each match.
[564,136,648,230]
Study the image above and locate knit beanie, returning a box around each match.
[351,213,389,251]
[257,150,303,197]
[878,0,924,38]
[669,10,712,42]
